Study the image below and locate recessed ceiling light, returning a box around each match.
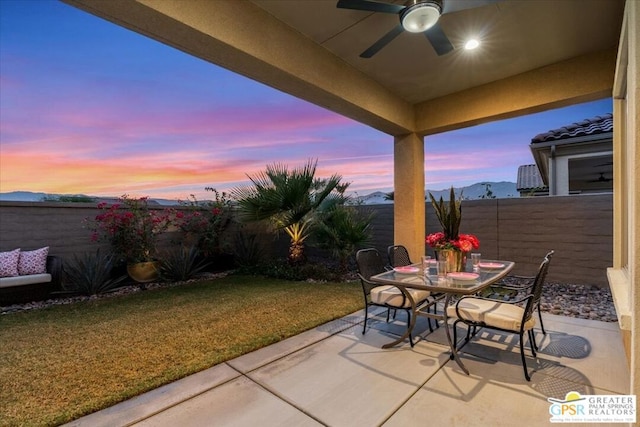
[464,39,480,50]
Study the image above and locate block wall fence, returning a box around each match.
[0,193,613,287]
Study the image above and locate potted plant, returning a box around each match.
[426,187,480,272]
[88,195,172,282]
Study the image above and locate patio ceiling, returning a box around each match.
[252,0,622,104]
[63,0,625,136]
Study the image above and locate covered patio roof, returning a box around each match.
[63,0,623,136]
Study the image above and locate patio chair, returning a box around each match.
[446,252,553,381]
[387,245,412,267]
[385,245,411,320]
[486,250,555,340]
[387,244,442,327]
[356,248,433,347]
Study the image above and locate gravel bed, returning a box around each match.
[485,278,618,323]
[1,275,618,323]
[539,282,618,322]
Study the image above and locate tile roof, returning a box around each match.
[531,113,613,143]
[517,164,546,191]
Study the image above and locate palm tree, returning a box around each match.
[231,159,342,265]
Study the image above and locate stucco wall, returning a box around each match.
[0,194,612,286]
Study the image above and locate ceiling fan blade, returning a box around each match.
[424,22,454,56]
[336,0,404,14]
[442,0,497,15]
[360,24,404,58]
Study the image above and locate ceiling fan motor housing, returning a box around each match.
[400,0,443,33]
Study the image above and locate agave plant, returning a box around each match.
[429,186,462,240]
[63,249,127,296]
[232,230,264,268]
[160,245,210,282]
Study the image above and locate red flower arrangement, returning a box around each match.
[426,186,480,253]
[425,231,480,252]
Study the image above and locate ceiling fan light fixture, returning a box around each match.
[400,1,442,33]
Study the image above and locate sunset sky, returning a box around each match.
[0,1,612,200]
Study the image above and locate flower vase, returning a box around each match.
[437,249,467,273]
[127,261,160,283]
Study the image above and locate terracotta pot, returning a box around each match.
[126,261,160,283]
[437,249,467,273]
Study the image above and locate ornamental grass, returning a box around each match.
[0,275,361,426]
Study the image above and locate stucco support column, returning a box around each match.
[555,157,570,195]
[394,133,425,261]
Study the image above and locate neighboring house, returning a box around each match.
[516,164,548,197]
[527,113,613,196]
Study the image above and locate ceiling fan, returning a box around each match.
[589,172,612,183]
[336,0,495,58]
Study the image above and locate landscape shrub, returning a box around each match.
[63,249,127,295]
[86,195,172,263]
[232,230,264,267]
[312,205,374,271]
[172,189,234,257]
[159,245,210,282]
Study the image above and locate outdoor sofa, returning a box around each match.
[0,247,61,305]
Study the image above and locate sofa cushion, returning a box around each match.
[18,247,49,275]
[0,273,52,288]
[0,249,21,278]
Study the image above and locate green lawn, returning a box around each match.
[0,275,362,426]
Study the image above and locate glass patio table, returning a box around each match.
[370,260,515,375]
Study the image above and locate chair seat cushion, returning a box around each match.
[371,285,430,308]
[446,297,535,331]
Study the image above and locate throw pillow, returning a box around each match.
[18,247,49,275]
[0,248,21,278]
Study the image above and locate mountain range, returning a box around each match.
[0,182,518,205]
[353,181,519,205]
[0,191,179,205]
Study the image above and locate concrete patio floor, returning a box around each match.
[66,309,630,427]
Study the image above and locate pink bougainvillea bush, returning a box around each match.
[88,195,172,263]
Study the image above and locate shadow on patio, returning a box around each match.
[66,310,629,427]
